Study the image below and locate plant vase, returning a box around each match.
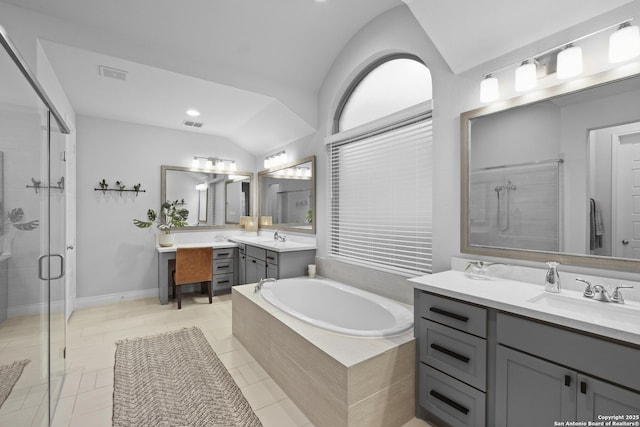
[157,232,174,247]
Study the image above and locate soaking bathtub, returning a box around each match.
[259,277,413,338]
[232,279,416,427]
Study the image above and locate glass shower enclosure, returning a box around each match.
[0,26,69,426]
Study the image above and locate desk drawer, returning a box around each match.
[419,318,486,391]
[213,273,234,290]
[213,248,234,260]
[213,258,234,274]
[417,292,487,338]
[420,364,486,427]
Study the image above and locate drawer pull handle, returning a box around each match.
[580,381,587,394]
[218,280,230,284]
[429,390,469,415]
[564,375,571,387]
[429,307,469,323]
[217,266,229,269]
[252,260,257,264]
[430,344,470,363]
[217,253,230,257]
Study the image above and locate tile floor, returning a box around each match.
[0,292,433,427]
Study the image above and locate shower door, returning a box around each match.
[0,27,69,426]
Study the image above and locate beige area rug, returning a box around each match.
[113,327,262,427]
[0,359,29,408]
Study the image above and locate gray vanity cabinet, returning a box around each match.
[212,248,235,293]
[495,345,576,427]
[416,291,488,427]
[240,244,316,284]
[237,244,246,285]
[496,313,640,427]
[577,375,640,422]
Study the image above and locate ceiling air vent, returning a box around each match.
[98,65,128,81]
[183,120,204,128]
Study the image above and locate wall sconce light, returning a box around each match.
[195,182,207,191]
[192,156,237,172]
[556,44,583,79]
[264,151,288,169]
[514,60,538,92]
[480,74,499,103]
[609,22,640,63]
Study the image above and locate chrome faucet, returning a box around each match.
[254,277,276,293]
[575,278,634,304]
[273,230,286,242]
[576,278,594,298]
[544,262,561,293]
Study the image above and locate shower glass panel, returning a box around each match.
[469,160,562,252]
[0,28,68,426]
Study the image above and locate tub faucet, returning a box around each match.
[254,277,276,293]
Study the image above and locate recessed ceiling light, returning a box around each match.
[186,109,200,117]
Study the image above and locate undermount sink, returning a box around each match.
[527,292,640,325]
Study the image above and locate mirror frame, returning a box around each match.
[161,165,254,230]
[461,66,640,273]
[258,155,316,235]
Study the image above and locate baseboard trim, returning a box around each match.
[75,288,159,310]
[8,300,65,318]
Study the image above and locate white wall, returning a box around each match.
[76,116,255,299]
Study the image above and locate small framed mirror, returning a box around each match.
[161,165,253,229]
[258,155,315,234]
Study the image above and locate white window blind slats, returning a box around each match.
[329,117,433,276]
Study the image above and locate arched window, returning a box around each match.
[334,55,432,133]
[328,54,433,275]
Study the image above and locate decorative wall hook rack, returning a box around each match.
[27,176,65,194]
[94,180,145,196]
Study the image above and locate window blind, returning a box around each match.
[328,114,433,275]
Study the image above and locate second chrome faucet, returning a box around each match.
[575,278,633,304]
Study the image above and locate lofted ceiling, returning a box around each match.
[0,0,636,155]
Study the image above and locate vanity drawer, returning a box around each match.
[417,292,487,338]
[420,364,486,427]
[213,248,234,260]
[246,245,266,262]
[212,273,234,290]
[213,258,234,274]
[266,250,278,265]
[419,318,486,391]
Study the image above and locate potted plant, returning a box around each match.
[133,201,189,247]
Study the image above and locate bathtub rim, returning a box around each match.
[259,276,414,338]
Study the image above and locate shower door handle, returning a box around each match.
[38,254,65,280]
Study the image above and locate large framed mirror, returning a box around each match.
[161,165,253,229]
[461,68,640,272]
[258,155,315,234]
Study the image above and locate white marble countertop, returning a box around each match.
[229,236,317,253]
[156,241,238,253]
[410,270,640,346]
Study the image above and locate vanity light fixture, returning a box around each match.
[480,74,499,103]
[556,44,583,79]
[195,182,207,191]
[514,60,538,92]
[192,156,237,172]
[609,22,640,63]
[479,18,636,103]
[264,150,288,169]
